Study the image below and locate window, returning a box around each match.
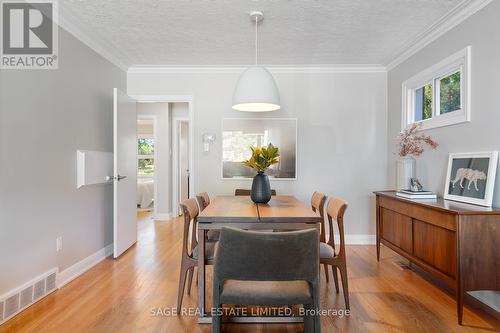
[138,138,154,177]
[402,46,470,130]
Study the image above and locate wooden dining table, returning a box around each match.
[196,195,321,324]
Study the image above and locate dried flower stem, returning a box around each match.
[397,123,438,157]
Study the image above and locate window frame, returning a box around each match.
[137,134,155,178]
[402,46,471,130]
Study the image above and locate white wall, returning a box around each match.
[0,28,125,295]
[387,1,499,309]
[128,70,388,237]
[137,103,171,218]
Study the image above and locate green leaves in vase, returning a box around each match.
[242,143,280,172]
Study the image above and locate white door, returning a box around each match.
[113,88,137,258]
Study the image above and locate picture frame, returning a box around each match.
[444,151,498,207]
[221,118,298,180]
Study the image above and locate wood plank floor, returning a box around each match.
[1,212,498,333]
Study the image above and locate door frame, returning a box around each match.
[172,117,190,216]
[136,114,158,217]
[130,95,195,218]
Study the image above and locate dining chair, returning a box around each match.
[320,198,350,309]
[195,192,219,242]
[234,188,277,196]
[213,227,320,333]
[177,198,217,310]
[311,191,335,284]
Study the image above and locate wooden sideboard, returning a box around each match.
[374,191,500,325]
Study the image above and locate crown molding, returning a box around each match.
[57,6,129,72]
[385,0,492,71]
[127,65,387,75]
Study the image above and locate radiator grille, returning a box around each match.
[46,273,57,292]
[20,286,33,309]
[0,268,57,324]
[4,294,20,319]
[33,279,46,300]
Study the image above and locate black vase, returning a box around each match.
[251,171,272,204]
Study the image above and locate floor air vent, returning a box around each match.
[0,268,58,325]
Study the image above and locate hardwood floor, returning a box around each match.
[1,212,498,333]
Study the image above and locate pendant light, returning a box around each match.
[232,11,280,112]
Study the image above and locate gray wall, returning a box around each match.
[0,28,125,295]
[387,1,499,307]
[128,70,388,237]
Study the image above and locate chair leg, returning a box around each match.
[187,267,194,295]
[323,263,329,283]
[303,303,314,333]
[177,264,189,311]
[339,265,350,310]
[331,265,339,293]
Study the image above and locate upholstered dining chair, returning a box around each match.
[311,191,335,283]
[213,227,321,333]
[195,192,219,242]
[320,198,350,309]
[177,198,217,310]
[234,188,277,196]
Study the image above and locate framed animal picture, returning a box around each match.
[444,151,498,207]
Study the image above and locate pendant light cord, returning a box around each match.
[255,16,258,65]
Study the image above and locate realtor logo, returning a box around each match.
[1,0,58,69]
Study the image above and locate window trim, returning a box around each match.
[402,46,471,130]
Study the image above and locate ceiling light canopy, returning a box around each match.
[232,11,280,112]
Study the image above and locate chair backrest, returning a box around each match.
[196,192,210,211]
[326,198,348,258]
[310,191,327,242]
[179,198,199,258]
[214,227,319,284]
[234,189,277,196]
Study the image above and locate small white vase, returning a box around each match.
[396,156,416,190]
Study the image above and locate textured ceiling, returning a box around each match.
[59,0,465,67]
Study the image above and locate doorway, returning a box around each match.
[136,117,156,213]
[132,96,194,220]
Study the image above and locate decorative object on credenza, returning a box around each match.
[395,123,438,190]
[242,143,280,203]
[410,178,423,192]
[396,189,437,200]
[444,151,498,207]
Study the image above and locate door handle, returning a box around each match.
[106,175,127,181]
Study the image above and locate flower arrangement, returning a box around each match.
[242,143,280,172]
[397,123,438,157]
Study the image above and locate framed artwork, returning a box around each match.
[221,118,297,180]
[444,151,498,207]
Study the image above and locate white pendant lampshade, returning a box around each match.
[232,66,280,112]
[232,11,280,112]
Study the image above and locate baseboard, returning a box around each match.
[341,234,376,245]
[57,244,113,289]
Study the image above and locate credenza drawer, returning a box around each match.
[380,208,412,254]
[413,219,457,278]
[378,196,456,231]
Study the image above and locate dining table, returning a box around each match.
[196,195,321,324]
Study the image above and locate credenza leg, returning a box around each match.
[375,202,380,261]
[457,287,463,325]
